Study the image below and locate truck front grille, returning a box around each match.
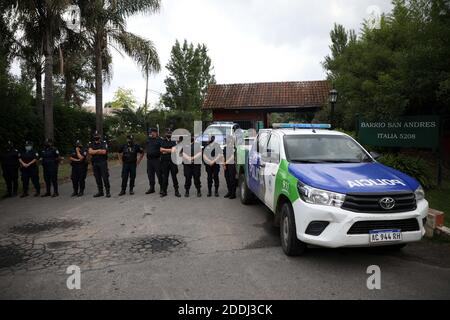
[342,192,416,213]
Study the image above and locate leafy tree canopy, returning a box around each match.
[321,0,450,130]
[162,39,216,112]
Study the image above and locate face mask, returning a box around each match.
[25,146,32,152]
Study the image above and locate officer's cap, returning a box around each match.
[150,128,158,133]
[25,140,33,146]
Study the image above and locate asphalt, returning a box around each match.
[0,163,449,300]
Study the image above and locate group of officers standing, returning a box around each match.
[0,128,237,200]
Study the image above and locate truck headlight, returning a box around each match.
[414,185,425,201]
[297,182,346,208]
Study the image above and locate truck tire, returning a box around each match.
[239,174,254,205]
[280,202,306,256]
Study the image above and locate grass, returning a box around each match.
[0,159,119,197]
[426,179,450,227]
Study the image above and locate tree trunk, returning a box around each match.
[144,69,149,109]
[35,66,43,119]
[95,36,103,136]
[64,72,72,106]
[43,21,54,140]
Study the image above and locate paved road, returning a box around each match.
[0,164,449,299]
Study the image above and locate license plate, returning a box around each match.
[369,229,402,244]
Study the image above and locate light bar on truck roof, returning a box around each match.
[272,123,332,129]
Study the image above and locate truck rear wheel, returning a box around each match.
[280,202,306,256]
[239,174,254,205]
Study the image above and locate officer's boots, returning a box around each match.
[105,188,111,198]
[197,189,202,198]
[129,188,134,195]
[184,189,189,198]
[42,190,51,197]
[71,189,78,197]
[146,187,155,194]
[118,189,126,196]
[174,188,181,198]
[78,189,84,197]
[94,190,104,198]
[215,187,219,197]
[207,188,212,197]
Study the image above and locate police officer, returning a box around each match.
[18,141,40,198]
[40,138,61,197]
[223,137,237,199]
[88,132,111,198]
[145,128,162,195]
[69,140,88,197]
[203,135,221,197]
[118,134,144,196]
[160,130,181,198]
[1,141,20,198]
[183,136,202,197]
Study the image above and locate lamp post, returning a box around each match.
[329,88,339,128]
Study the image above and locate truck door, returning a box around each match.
[248,131,269,200]
[263,134,281,211]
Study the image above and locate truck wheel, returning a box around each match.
[280,202,306,256]
[239,174,254,205]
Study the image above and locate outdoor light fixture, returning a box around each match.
[329,88,339,127]
[329,89,338,103]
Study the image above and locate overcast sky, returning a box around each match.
[93,0,393,107]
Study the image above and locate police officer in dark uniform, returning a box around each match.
[118,134,144,196]
[145,128,162,194]
[160,130,181,198]
[203,136,221,197]
[223,137,237,199]
[183,136,202,197]
[69,140,88,197]
[18,141,40,198]
[1,141,20,198]
[40,138,61,197]
[88,132,111,198]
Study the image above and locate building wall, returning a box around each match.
[212,110,268,129]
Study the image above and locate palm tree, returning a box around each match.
[79,0,161,136]
[12,0,69,140]
[142,50,161,109]
[9,15,45,119]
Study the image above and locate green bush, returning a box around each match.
[108,132,148,153]
[378,154,435,189]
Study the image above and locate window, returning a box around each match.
[267,134,280,163]
[283,135,372,163]
[257,132,269,154]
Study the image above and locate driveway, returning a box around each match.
[0,164,449,299]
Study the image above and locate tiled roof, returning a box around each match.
[202,81,330,110]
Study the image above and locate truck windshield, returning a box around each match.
[284,135,373,164]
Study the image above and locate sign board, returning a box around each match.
[358,116,440,149]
